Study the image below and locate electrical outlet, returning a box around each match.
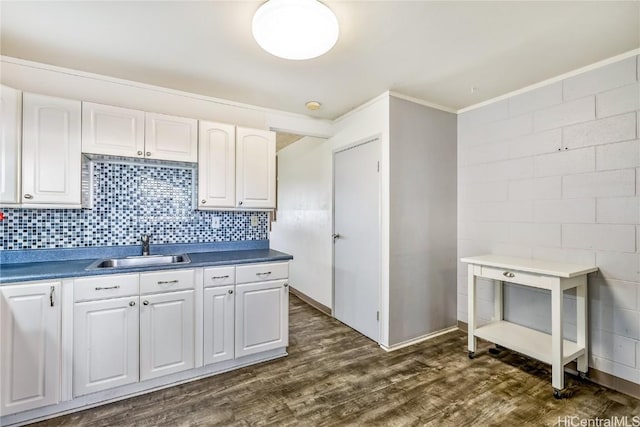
[211,217,221,229]
[250,215,259,227]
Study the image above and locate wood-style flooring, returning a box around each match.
[33,295,639,426]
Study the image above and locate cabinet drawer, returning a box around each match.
[140,269,195,294]
[74,274,139,302]
[480,266,556,289]
[236,262,288,284]
[203,266,235,287]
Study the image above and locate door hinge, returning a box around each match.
[377,161,380,172]
[376,311,379,321]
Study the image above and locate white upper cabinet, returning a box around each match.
[198,121,236,208]
[0,85,22,205]
[235,127,276,209]
[81,102,145,158]
[145,112,197,162]
[22,92,81,206]
[1,282,61,416]
[81,102,197,163]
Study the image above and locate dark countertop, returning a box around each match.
[0,249,293,285]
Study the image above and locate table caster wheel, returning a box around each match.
[489,347,501,355]
[578,372,588,380]
[553,389,563,399]
[468,351,475,359]
[495,344,505,350]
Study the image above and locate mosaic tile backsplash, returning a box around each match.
[0,162,269,250]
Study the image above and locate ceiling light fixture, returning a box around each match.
[252,0,339,60]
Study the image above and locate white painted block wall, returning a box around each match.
[458,55,640,384]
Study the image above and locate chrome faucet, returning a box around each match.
[141,234,151,256]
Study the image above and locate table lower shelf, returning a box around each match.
[473,321,585,366]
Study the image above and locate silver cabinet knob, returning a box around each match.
[201,199,206,204]
[503,271,515,278]
[284,283,288,288]
[146,152,151,156]
[137,150,143,156]
[332,233,341,240]
[228,289,233,294]
[143,300,149,305]
[23,194,33,199]
[238,201,243,206]
[129,301,136,307]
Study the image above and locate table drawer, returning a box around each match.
[236,262,288,284]
[480,266,556,289]
[140,269,195,294]
[74,274,139,302]
[203,266,235,287]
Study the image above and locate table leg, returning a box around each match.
[468,265,477,358]
[576,278,588,375]
[551,285,564,394]
[494,280,503,321]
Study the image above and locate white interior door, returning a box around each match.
[333,138,380,342]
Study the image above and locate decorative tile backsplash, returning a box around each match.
[0,161,269,250]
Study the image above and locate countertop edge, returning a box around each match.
[0,250,293,285]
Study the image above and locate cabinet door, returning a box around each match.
[140,290,194,381]
[203,285,235,365]
[22,93,81,205]
[81,102,145,158]
[1,282,60,416]
[198,121,235,208]
[235,127,276,209]
[0,85,21,204]
[145,112,197,162]
[73,296,139,397]
[235,280,288,358]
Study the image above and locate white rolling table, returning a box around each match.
[461,255,597,398]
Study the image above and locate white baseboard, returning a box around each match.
[379,326,458,352]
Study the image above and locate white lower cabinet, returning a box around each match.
[140,290,195,380]
[0,261,289,422]
[203,285,235,365]
[73,296,140,397]
[1,282,61,416]
[235,279,289,358]
[72,271,195,394]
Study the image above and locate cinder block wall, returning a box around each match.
[457,55,640,384]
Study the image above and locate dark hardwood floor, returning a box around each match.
[34,295,639,426]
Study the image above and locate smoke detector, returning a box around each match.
[305,101,322,111]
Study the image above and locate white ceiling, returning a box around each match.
[1,1,638,119]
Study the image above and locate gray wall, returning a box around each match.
[457,56,640,384]
[388,96,458,345]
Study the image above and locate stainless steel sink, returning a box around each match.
[87,254,191,270]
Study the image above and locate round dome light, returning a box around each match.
[252,0,339,60]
